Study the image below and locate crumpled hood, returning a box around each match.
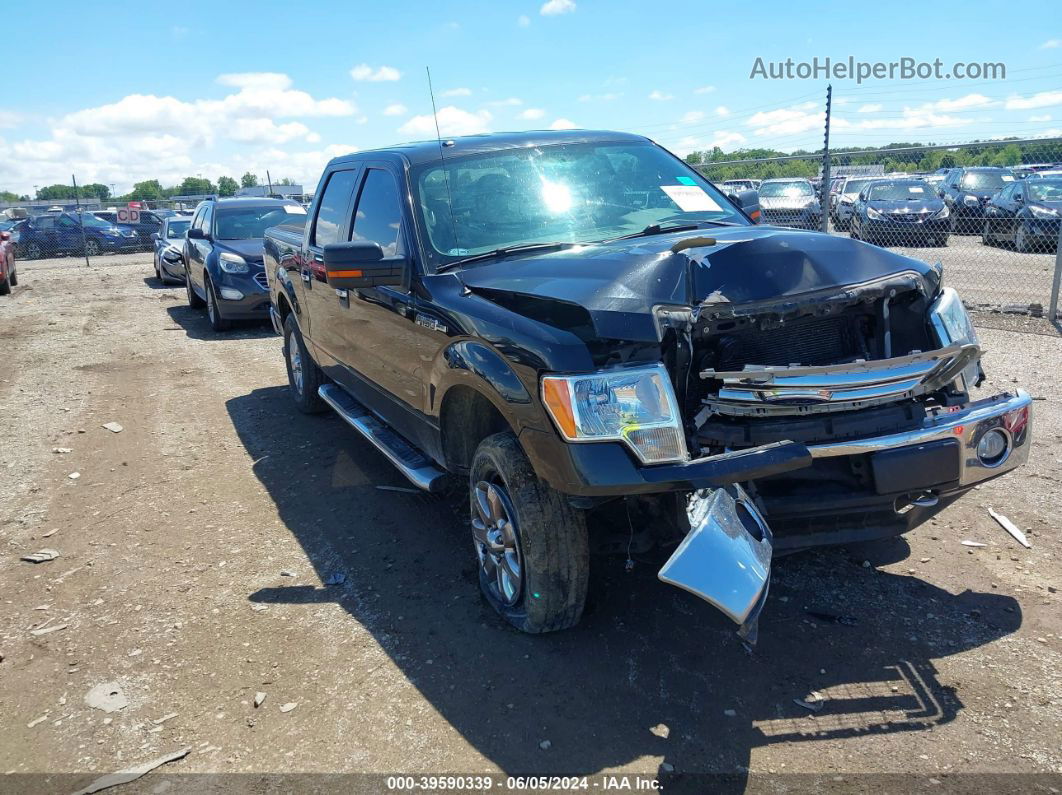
[458,226,938,342]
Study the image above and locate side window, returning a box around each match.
[350,169,405,257]
[37,216,54,230]
[201,205,213,236]
[191,207,205,232]
[312,169,358,247]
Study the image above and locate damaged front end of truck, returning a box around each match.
[461,226,1032,639]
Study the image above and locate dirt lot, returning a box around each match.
[1,254,1060,791]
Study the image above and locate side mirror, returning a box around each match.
[187,227,206,240]
[1014,193,1024,204]
[323,241,404,289]
[150,232,159,241]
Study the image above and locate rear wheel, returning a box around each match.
[25,242,43,260]
[470,431,589,633]
[283,313,326,413]
[8,263,16,286]
[204,277,231,331]
[981,220,993,246]
[84,238,101,256]
[186,271,205,308]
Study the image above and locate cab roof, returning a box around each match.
[327,129,653,168]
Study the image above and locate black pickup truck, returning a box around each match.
[264,130,1031,639]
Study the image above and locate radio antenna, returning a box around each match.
[426,66,460,254]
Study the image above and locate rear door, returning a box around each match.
[300,166,361,372]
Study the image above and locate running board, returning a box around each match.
[317,384,447,492]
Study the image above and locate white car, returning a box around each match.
[832,177,881,230]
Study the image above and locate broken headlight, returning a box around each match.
[930,286,981,388]
[541,363,688,464]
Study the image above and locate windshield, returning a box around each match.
[1028,180,1062,201]
[842,178,876,196]
[166,220,190,239]
[759,181,814,198]
[214,206,303,240]
[412,141,746,264]
[77,213,113,229]
[962,171,1011,191]
[867,182,934,201]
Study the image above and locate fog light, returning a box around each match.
[219,288,244,301]
[976,428,1009,467]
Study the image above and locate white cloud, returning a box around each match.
[518,14,531,26]
[932,93,994,111]
[442,87,472,97]
[578,92,621,102]
[1004,90,1062,111]
[520,108,546,120]
[1040,39,1061,49]
[0,73,358,194]
[1029,114,1052,122]
[680,111,706,124]
[693,85,716,94]
[540,0,575,15]
[747,102,822,136]
[383,103,408,116]
[549,118,578,130]
[648,90,674,101]
[0,110,23,128]
[857,103,882,113]
[350,64,402,82]
[398,106,492,137]
[715,106,731,117]
[488,97,523,107]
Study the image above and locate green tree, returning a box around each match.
[36,184,76,200]
[241,172,259,188]
[177,176,216,196]
[0,190,20,202]
[217,176,239,197]
[129,180,163,201]
[277,177,295,186]
[79,183,111,200]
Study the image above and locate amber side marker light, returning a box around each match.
[327,269,364,278]
[542,378,577,438]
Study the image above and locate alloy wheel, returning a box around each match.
[472,480,523,607]
[288,337,304,395]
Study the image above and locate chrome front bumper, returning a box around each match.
[808,389,1032,488]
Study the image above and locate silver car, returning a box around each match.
[832,177,881,230]
[152,216,191,284]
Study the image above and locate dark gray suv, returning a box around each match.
[183,197,307,331]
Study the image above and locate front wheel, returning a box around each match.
[25,242,43,260]
[470,431,589,633]
[1014,223,1031,253]
[84,238,101,256]
[204,277,231,331]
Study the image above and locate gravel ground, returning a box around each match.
[0,255,1059,791]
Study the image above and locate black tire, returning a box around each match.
[25,243,43,260]
[0,275,9,296]
[283,313,327,413]
[1014,223,1031,254]
[204,277,231,331]
[85,238,101,256]
[981,221,993,247]
[186,271,205,308]
[8,264,15,286]
[470,431,589,634]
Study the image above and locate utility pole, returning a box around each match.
[266,170,274,198]
[72,174,90,267]
[820,84,832,234]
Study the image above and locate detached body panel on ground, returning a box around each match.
[264,130,1033,637]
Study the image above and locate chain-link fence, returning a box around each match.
[697,138,1062,320]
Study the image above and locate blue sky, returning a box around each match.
[2,0,1060,195]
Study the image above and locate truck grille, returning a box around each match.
[715,314,855,371]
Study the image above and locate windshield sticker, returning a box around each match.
[908,186,925,193]
[676,176,697,186]
[1001,175,1014,181]
[660,185,722,212]
[284,205,307,214]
